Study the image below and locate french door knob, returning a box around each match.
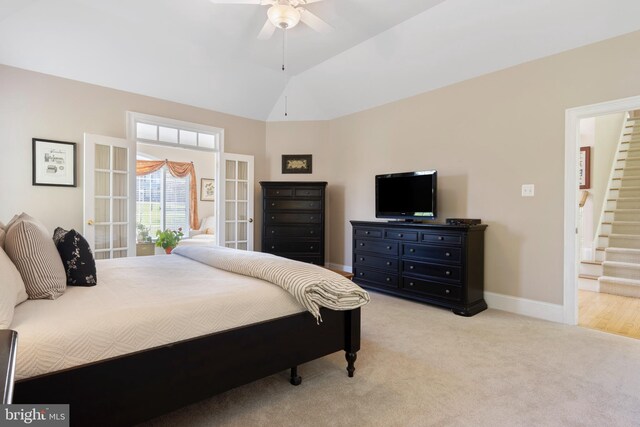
[248,218,254,223]
[87,219,95,226]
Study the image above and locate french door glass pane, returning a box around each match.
[226,160,236,179]
[113,199,127,223]
[225,222,236,241]
[237,182,248,201]
[114,225,128,248]
[95,225,110,250]
[237,202,247,221]
[225,181,236,200]
[95,199,109,223]
[113,147,127,172]
[238,162,248,180]
[95,251,110,260]
[113,173,127,197]
[95,172,110,197]
[237,242,247,250]
[95,144,110,169]
[237,222,247,241]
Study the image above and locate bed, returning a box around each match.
[3,246,368,426]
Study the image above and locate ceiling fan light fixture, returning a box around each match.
[267,4,301,29]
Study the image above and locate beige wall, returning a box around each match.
[0,64,266,248]
[266,31,640,305]
[137,142,217,224]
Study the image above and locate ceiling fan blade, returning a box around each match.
[257,19,276,40]
[299,9,332,33]
[209,0,266,4]
[299,0,324,4]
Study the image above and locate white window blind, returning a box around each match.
[136,167,189,240]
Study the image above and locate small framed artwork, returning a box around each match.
[579,146,591,189]
[282,154,312,174]
[201,178,215,201]
[32,138,77,187]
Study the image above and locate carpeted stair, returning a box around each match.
[598,113,640,297]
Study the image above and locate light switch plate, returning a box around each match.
[522,184,535,197]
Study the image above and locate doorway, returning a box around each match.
[565,95,640,339]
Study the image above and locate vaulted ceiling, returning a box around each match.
[1,0,640,121]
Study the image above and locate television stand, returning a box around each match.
[351,220,487,316]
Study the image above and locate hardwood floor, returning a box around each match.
[579,290,640,339]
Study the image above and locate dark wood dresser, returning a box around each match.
[261,182,327,265]
[351,220,487,316]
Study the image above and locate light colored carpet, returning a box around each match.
[141,292,640,427]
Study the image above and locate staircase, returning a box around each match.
[595,111,640,297]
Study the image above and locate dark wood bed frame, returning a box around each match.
[3,307,360,427]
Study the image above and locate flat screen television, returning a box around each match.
[375,170,437,221]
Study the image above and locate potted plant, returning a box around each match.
[155,228,184,254]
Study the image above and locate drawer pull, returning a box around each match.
[271,245,275,249]
[399,233,403,237]
[386,277,391,282]
[365,231,370,235]
[409,248,415,253]
[386,246,392,250]
[359,272,364,276]
[271,202,276,206]
[271,216,275,220]
[360,243,365,246]
[360,257,364,261]
[386,261,391,266]
[438,236,444,241]
[271,230,276,234]
[409,265,414,270]
[409,282,414,286]
[276,191,280,194]
[310,216,315,220]
[310,246,314,250]
[310,230,314,235]
[445,289,450,294]
[445,252,451,257]
[310,203,314,207]
[445,271,451,276]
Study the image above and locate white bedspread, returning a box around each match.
[11,255,305,380]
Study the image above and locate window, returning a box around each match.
[133,122,220,151]
[136,165,190,240]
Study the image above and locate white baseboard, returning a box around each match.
[578,277,600,292]
[484,291,564,323]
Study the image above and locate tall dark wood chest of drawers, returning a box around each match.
[351,220,487,316]
[261,182,327,265]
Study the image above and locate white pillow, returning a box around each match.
[0,247,28,328]
[200,216,216,232]
[4,213,66,300]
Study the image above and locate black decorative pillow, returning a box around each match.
[53,227,97,287]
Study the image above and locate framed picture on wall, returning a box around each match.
[32,138,77,187]
[282,154,312,174]
[579,146,591,189]
[201,178,215,201]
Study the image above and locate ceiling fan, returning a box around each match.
[209,0,333,40]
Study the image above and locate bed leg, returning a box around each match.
[345,352,357,377]
[290,367,302,386]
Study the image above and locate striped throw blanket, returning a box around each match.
[173,245,370,322]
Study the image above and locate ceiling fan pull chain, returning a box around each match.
[285,96,288,117]
[282,28,286,71]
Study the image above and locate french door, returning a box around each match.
[83,133,136,259]
[220,153,254,250]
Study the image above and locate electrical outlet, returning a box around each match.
[521,184,535,197]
